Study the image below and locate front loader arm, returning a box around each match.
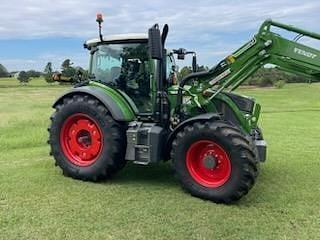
[196,20,320,98]
[175,19,320,119]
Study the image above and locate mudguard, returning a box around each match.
[52,85,136,122]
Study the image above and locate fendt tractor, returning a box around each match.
[48,14,320,203]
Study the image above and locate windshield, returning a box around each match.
[90,43,149,85]
[90,42,153,113]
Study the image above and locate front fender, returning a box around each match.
[52,85,136,122]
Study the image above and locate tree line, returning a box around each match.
[0,62,313,87]
[0,60,86,85]
[177,65,311,88]
[0,64,11,78]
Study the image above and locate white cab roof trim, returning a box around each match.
[86,33,148,46]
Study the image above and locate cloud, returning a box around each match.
[1,0,319,39]
[0,0,319,70]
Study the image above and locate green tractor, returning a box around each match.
[48,15,320,203]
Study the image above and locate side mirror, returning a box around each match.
[174,48,186,60]
[192,55,198,72]
[148,24,163,60]
[177,53,185,60]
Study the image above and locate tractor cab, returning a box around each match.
[84,34,155,114]
[84,34,185,122]
[84,34,197,120]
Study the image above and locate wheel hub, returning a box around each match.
[203,155,217,169]
[186,140,231,188]
[76,130,92,147]
[60,113,103,167]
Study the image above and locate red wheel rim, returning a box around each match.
[60,113,103,167]
[186,140,231,188]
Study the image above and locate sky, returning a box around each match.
[0,0,319,72]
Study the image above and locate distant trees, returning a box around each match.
[0,64,9,77]
[17,71,30,85]
[61,59,72,69]
[15,70,42,85]
[26,70,41,78]
[44,62,55,83]
[246,68,310,87]
[176,64,309,88]
[61,59,77,78]
[0,60,88,86]
[4,58,312,88]
[177,66,193,80]
[247,68,284,87]
[177,65,210,80]
[197,65,209,72]
[42,59,87,85]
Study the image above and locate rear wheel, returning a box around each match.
[60,113,103,167]
[48,94,127,181]
[171,121,258,203]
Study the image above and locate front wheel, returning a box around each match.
[171,121,259,203]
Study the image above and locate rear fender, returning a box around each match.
[52,86,136,122]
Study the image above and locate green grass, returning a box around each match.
[1,79,320,239]
[0,77,59,87]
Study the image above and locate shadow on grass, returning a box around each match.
[105,162,177,188]
[97,161,282,206]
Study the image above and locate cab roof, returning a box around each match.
[85,33,148,47]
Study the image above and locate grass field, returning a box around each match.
[1,77,320,240]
